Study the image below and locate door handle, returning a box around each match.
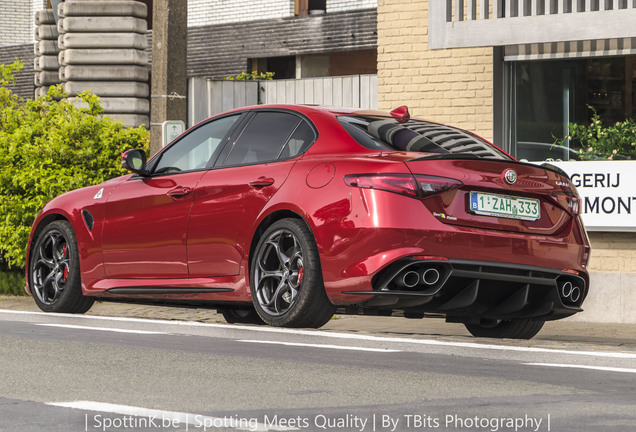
[249,177,275,188]
[167,187,192,198]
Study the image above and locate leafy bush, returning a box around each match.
[0,265,25,296]
[0,60,149,274]
[223,71,275,81]
[557,107,636,160]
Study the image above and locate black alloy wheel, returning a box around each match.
[30,220,94,313]
[250,218,335,328]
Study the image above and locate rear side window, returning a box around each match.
[339,115,511,160]
[278,120,315,159]
[224,112,310,166]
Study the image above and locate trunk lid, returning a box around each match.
[403,156,579,236]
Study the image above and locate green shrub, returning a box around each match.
[223,71,274,81]
[0,266,25,296]
[556,106,636,160]
[0,60,149,273]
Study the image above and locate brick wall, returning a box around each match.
[188,0,294,27]
[1,0,32,46]
[0,44,35,99]
[328,0,377,13]
[377,0,494,141]
[588,233,636,273]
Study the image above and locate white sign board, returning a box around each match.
[161,120,185,148]
[550,161,636,232]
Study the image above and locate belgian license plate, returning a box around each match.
[469,192,540,221]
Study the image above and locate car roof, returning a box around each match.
[223,103,392,118]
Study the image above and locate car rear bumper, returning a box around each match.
[318,188,590,321]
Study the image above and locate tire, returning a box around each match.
[464,318,545,339]
[219,307,265,325]
[250,218,335,328]
[29,220,94,314]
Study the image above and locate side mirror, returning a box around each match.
[121,149,149,176]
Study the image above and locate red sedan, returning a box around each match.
[25,105,590,339]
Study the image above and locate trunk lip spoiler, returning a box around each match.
[404,154,572,181]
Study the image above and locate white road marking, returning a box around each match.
[47,401,296,431]
[36,323,166,335]
[3,309,636,359]
[238,339,401,352]
[526,362,636,374]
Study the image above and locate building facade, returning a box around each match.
[187,0,377,81]
[1,0,378,98]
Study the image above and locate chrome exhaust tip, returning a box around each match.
[570,286,581,303]
[560,281,581,303]
[560,281,573,299]
[395,270,420,288]
[421,268,440,286]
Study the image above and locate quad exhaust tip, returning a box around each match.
[394,267,441,289]
[560,281,581,303]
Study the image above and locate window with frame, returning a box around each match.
[295,0,327,16]
[223,112,313,166]
[154,115,240,174]
[278,120,315,159]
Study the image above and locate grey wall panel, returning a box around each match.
[59,33,148,49]
[59,1,147,18]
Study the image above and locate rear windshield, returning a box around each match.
[338,115,512,160]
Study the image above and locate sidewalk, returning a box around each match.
[2,295,636,350]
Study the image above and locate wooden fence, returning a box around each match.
[187,74,378,126]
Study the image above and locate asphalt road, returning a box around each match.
[1,309,635,432]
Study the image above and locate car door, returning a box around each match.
[101,114,242,278]
[187,110,316,277]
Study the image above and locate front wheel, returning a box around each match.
[29,220,94,314]
[250,218,335,328]
[464,318,545,339]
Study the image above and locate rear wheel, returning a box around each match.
[464,318,544,339]
[250,218,335,328]
[29,220,94,314]
[219,307,265,325]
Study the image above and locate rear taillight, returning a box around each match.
[345,174,418,197]
[345,174,462,199]
[414,175,463,198]
[552,191,581,215]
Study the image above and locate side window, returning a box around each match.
[224,112,301,166]
[154,115,239,174]
[278,120,315,159]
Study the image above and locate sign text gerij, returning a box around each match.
[551,161,635,231]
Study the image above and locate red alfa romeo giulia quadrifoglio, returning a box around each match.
[25,105,591,339]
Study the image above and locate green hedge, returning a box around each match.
[0,60,149,291]
[0,268,25,296]
[557,106,636,160]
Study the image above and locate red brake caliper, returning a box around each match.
[297,267,304,284]
[62,244,69,281]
